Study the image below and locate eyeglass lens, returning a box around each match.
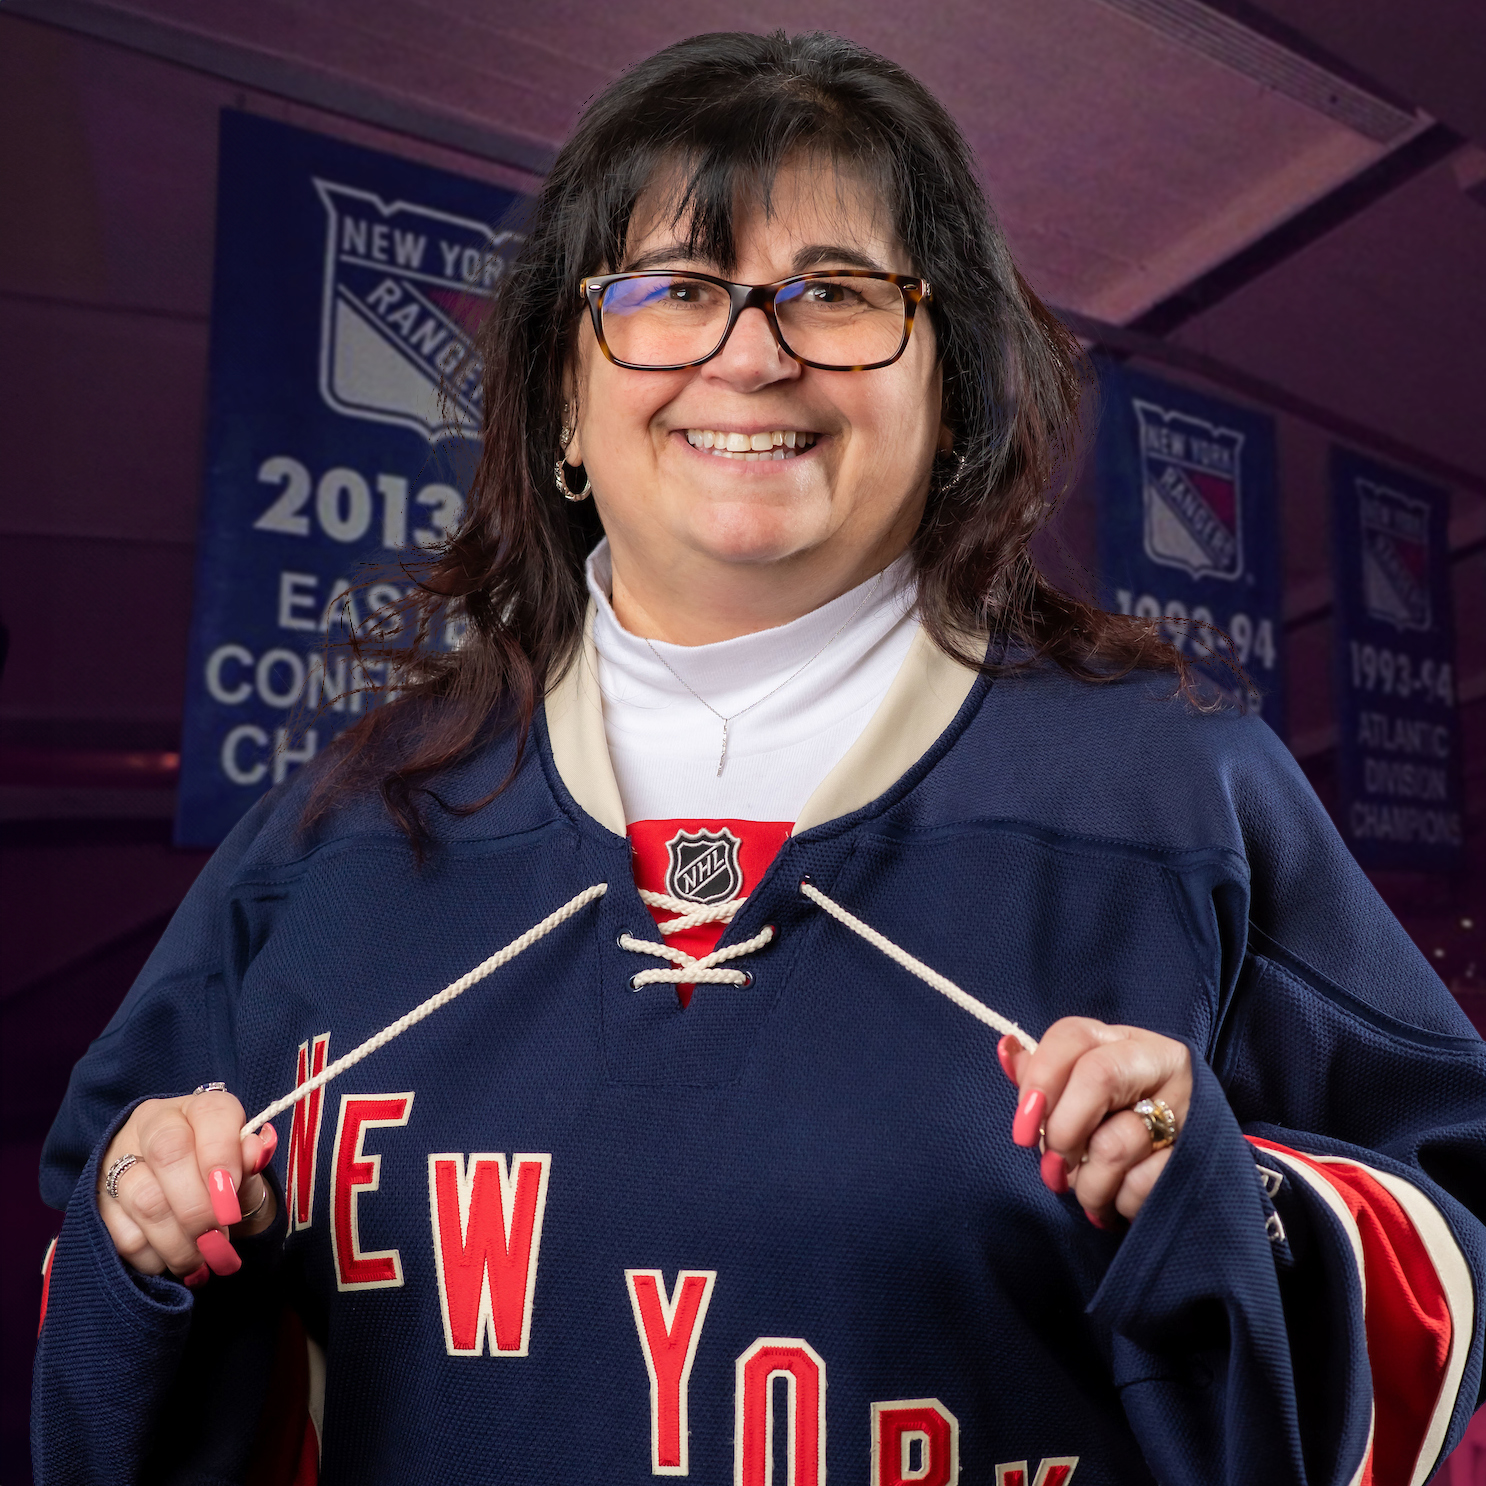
[597,274,908,368]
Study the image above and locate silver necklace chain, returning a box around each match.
[643,575,882,776]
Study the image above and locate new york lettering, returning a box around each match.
[291,1052,1077,1479]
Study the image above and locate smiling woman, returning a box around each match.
[32,28,1486,1486]
[301,26,1177,819]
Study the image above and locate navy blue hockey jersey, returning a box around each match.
[32,626,1486,1484]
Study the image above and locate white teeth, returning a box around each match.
[684,428,815,460]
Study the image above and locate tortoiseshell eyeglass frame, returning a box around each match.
[579,269,934,372]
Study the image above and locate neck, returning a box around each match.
[605,531,916,646]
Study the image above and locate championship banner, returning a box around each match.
[1094,360,1285,737]
[176,112,524,847]
[1330,447,1463,871]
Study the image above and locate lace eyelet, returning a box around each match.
[616,932,632,949]
[629,974,644,991]
[739,972,754,988]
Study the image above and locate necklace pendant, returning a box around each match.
[717,719,729,777]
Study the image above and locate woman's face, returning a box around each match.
[565,157,946,641]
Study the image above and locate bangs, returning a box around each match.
[574,43,903,275]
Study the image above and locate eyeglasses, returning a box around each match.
[580,270,933,372]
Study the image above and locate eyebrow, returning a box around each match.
[621,242,890,275]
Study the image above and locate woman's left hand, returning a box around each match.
[998,1017,1192,1230]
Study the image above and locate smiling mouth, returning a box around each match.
[684,428,818,461]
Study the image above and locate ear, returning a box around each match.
[559,370,583,468]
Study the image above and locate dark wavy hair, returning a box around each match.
[308,29,1192,848]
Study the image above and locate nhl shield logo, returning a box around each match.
[1358,479,1431,632]
[1134,400,1246,581]
[313,179,519,442]
[664,828,744,905]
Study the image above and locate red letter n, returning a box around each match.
[285,1033,329,1230]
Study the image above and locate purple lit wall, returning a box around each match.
[3,4,1484,1480]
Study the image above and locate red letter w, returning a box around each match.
[427,1153,551,1357]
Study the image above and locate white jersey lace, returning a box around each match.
[241,882,1038,1140]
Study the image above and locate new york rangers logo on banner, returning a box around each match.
[665,828,744,905]
[314,180,516,442]
[1358,478,1432,632]
[1134,400,1246,581]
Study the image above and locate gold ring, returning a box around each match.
[1132,1097,1178,1151]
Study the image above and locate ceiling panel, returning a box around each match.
[1172,153,1486,483]
[36,0,1411,320]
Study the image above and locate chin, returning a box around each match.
[684,506,818,566]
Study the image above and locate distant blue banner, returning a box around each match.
[1095,361,1285,736]
[1331,448,1463,871]
[177,111,524,847]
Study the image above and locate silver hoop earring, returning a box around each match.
[555,456,592,502]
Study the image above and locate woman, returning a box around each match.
[33,30,1486,1486]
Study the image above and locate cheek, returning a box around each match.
[581,359,686,453]
[841,378,939,474]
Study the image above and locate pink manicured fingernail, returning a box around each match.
[248,1124,278,1175]
[1040,1150,1070,1194]
[1084,1208,1109,1231]
[182,1264,210,1289]
[996,1035,1021,1082]
[196,1229,242,1276]
[208,1168,242,1226]
[1012,1088,1047,1147]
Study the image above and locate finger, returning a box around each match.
[1008,1018,1118,1146]
[99,1190,167,1275]
[185,1090,249,1227]
[113,1157,205,1276]
[232,1170,272,1234]
[1114,1148,1173,1222]
[136,1107,240,1273]
[242,1121,278,1178]
[996,1034,1023,1085]
[1044,1038,1186,1159]
[1069,1109,1161,1213]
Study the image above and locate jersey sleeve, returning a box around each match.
[38,789,284,1206]
[1094,718,1486,1486]
[32,790,298,1484]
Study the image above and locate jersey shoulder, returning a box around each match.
[220,708,563,881]
[911,661,1303,858]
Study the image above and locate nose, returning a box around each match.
[703,305,800,390]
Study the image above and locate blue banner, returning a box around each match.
[1331,448,1463,871]
[1095,360,1285,737]
[177,112,525,847]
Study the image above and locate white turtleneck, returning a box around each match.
[588,542,920,826]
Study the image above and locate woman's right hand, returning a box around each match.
[95,1088,278,1285]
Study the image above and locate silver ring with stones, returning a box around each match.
[104,1154,142,1199]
